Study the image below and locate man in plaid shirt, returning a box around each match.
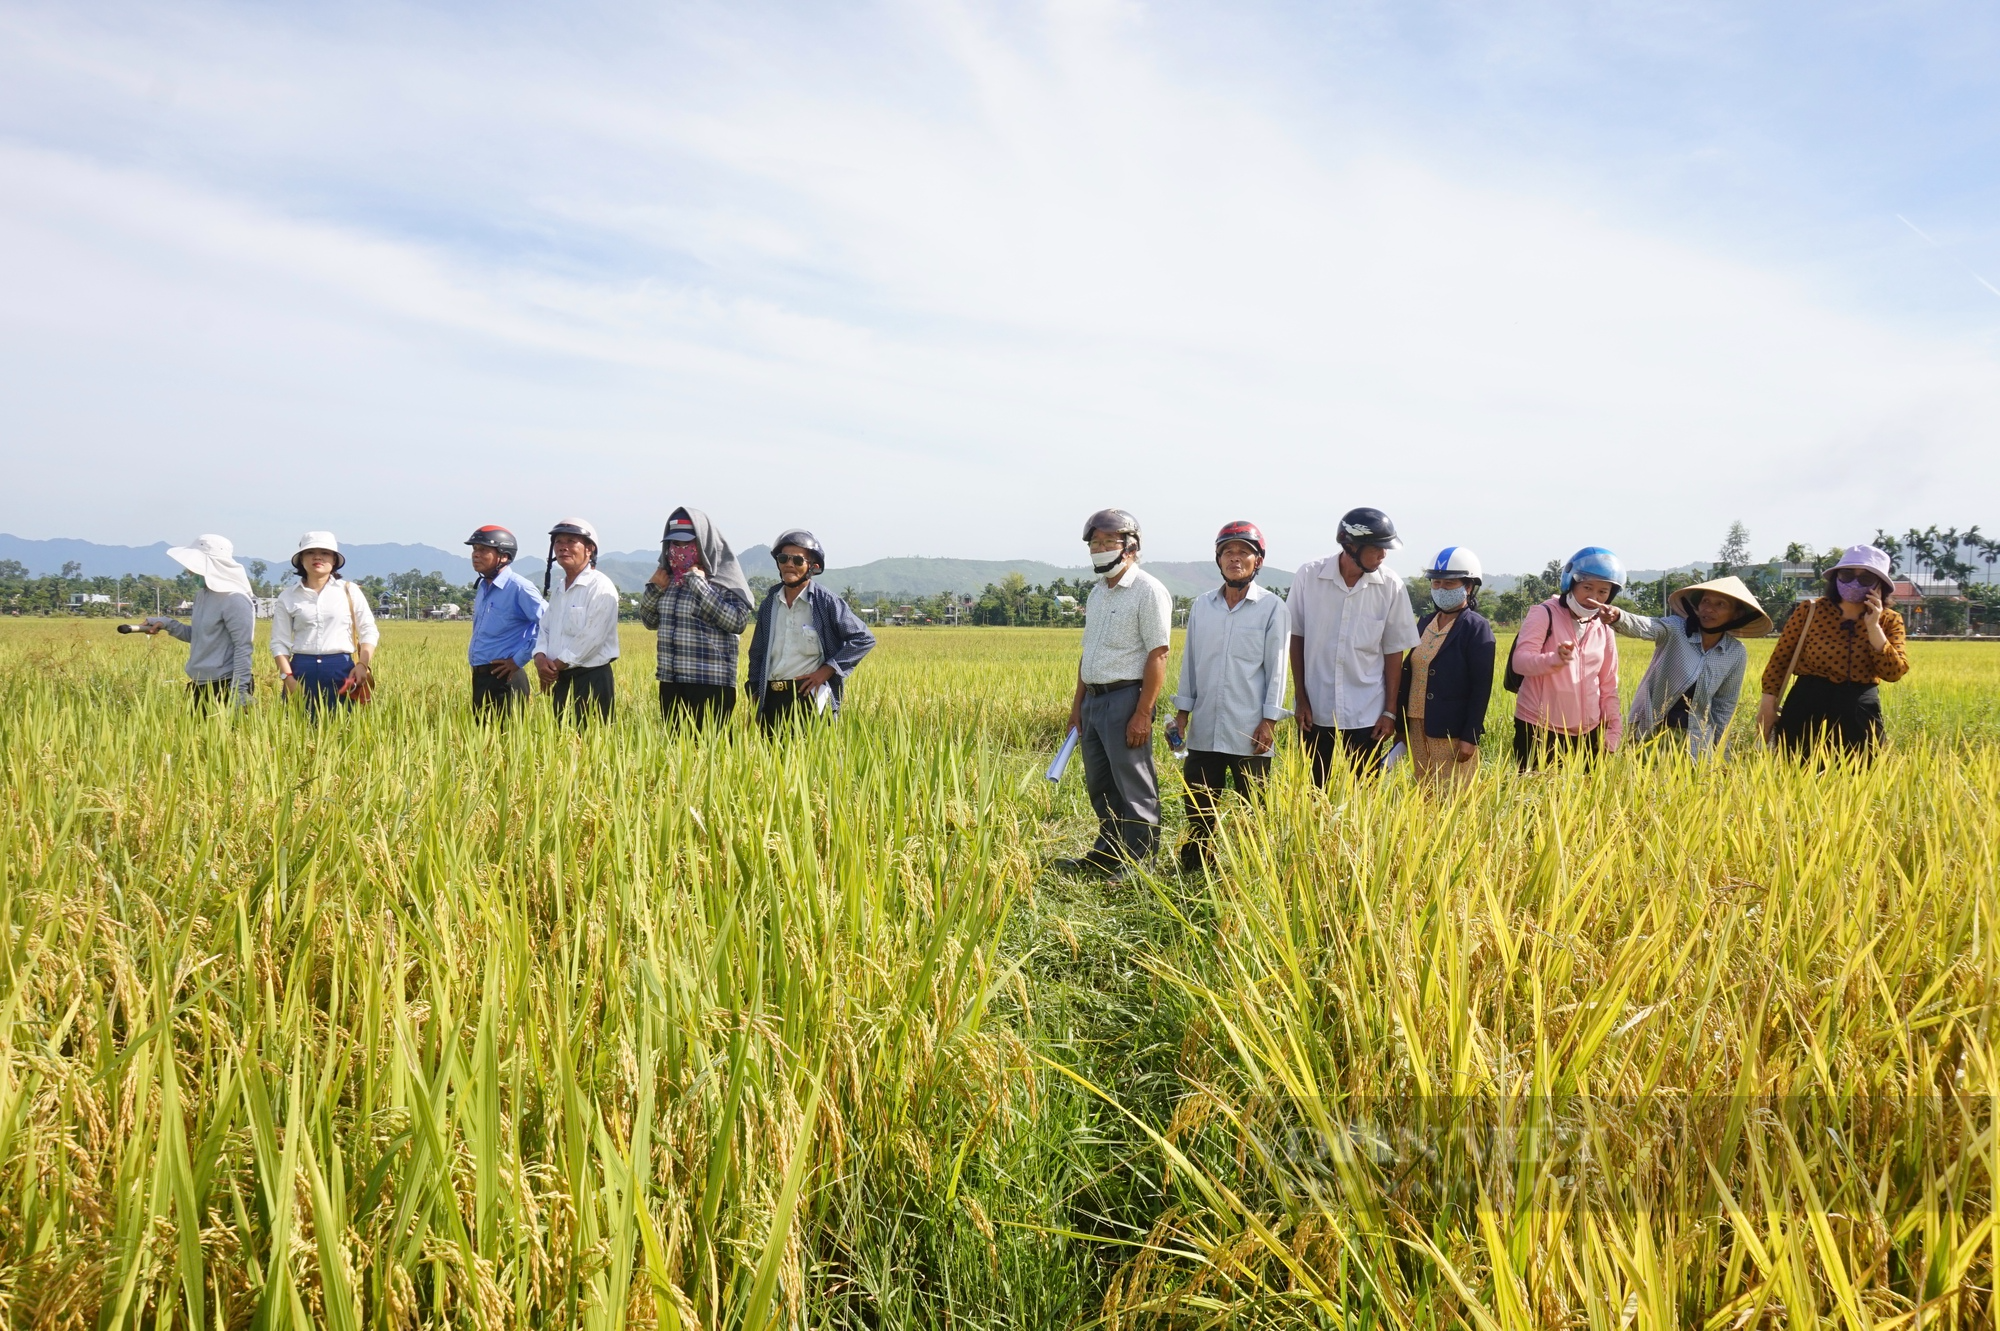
[638,507,755,729]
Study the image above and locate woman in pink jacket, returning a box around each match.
[1510,546,1624,769]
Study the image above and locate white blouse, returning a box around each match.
[270,578,381,657]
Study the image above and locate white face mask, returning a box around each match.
[1091,547,1127,574]
[1431,586,1467,612]
[1564,592,1600,621]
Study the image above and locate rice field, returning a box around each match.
[2,618,1996,1329]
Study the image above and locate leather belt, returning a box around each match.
[1085,679,1141,696]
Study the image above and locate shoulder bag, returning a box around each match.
[1764,599,1816,738]
[337,581,376,704]
[1502,602,1559,694]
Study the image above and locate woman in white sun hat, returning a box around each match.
[139,533,257,708]
[1600,574,1770,758]
[270,531,379,713]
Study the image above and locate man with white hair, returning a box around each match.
[141,533,257,709]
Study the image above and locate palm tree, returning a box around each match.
[1903,527,1936,582]
[1956,526,1984,583]
[1873,530,1903,574]
[1973,533,2000,586]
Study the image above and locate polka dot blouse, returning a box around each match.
[1761,597,1909,696]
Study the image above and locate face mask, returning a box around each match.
[1091,547,1126,575]
[1431,586,1467,612]
[667,541,700,584]
[1836,575,1873,603]
[1564,592,1600,621]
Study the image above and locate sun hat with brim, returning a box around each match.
[1666,575,1772,638]
[1827,543,1895,592]
[166,534,255,600]
[290,530,345,573]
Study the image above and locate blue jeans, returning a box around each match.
[292,653,354,714]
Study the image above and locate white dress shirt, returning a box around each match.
[764,586,824,681]
[1173,583,1291,754]
[1079,563,1173,684]
[535,567,622,668]
[270,578,380,658]
[1288,555,1421,730]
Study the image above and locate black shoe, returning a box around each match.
[1052,853,1120,877]
[1177,844,1208,875]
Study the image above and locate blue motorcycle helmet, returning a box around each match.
[1560,546,1625,599]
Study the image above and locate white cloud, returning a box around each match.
[0,0,1994,572]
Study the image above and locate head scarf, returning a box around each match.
[661,508,751,604]
[166,534,255,600]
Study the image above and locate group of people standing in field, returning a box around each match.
[136,509,877,735]
[139,505,1912,876]
[1060,507,1911,876]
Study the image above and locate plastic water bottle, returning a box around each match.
[1164,717,1187,761]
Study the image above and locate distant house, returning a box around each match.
[1892,579,1968,634]
[252,597,279,620]
[428,603,462,620]
[67,593,111,609]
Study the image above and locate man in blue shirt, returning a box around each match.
[465,524,546,716]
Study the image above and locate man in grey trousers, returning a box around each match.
[1056,508,1174,880]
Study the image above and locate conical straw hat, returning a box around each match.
[1666,575,1772,638]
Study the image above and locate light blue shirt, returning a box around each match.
[1173,583,1292,755]
[469,564,545,667]
[163,588,255,700]
[1612,611,1748,757]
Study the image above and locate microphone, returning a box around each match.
[117,623,145,633]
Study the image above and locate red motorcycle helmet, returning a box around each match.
[1214,520,1266,560]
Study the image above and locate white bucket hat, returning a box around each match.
[166,534,255,599]
[291,531,345,573]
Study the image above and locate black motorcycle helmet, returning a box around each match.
[463,525,519,560]
[1336,506,1400,556]
[771,528,826,575]
[542,518,601,598]
[1081,508,1141,551]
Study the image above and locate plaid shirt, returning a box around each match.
[638,572,753,686]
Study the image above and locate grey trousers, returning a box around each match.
[1079,684,1160,860]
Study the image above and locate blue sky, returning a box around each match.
[1,0,1996,573]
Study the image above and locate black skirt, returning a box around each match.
[1775,674,1882,757]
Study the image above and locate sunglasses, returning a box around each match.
[1833,569,1876,584]
[774,553,811,567]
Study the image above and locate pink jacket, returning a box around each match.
[1511,596,1622,749]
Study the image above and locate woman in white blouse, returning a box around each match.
[271,531,379,712]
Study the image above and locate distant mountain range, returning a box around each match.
[0,534,483,582]
[1,533,1294,598]
[2,533,1714,601]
